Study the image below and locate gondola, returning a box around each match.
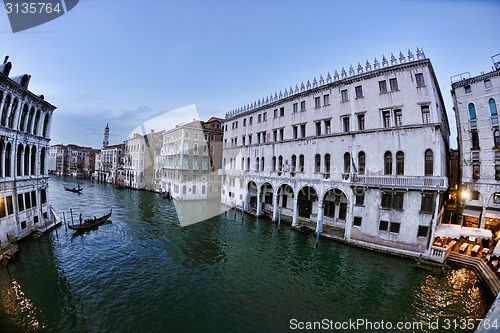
[64,185,83,193]
[68,209,112,231]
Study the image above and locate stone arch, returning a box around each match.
[297,185,318,219]
[24,144,30,176]
[277,183,294,212]
[260,182,274,209]
[247,180,258,209]
[322,187,349,222]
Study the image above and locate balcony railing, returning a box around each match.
[429,245,453,263]
[351,174,448,190]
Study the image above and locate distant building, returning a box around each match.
[451,54,500,237]
[160,117,223,200]
[0,56,57,243]
[95,124,124,184]
[221,49,450,260]
[48,144,97,178]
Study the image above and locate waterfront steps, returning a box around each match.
[448,252,500,297]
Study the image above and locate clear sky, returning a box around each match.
[1,0,499,148]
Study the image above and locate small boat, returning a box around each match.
[64,185,83,193]
[68,210,112,232]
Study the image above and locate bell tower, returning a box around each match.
[103,123,109,148]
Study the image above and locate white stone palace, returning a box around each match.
[0,56,56,245]
[452,54,500,237]
[220,48,451,259]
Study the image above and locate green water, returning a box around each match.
[0,176,491,332]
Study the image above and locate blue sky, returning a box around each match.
[1,0,499,148]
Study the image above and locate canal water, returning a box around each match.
[0,176,492,332]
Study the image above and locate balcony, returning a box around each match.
[351,174,448,190]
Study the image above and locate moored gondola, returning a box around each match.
[64,185,83,193]
[68,209,112,232]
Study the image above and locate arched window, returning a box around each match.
[193,185,197,194]
[278,156,283,175]
[291,155,297,176]
[1,94,11,126]
[472,130,480,149]
[246,157,250,172]
[27,107,35,133]
[255,157,260,171]
[223,158,226,168]
[202,185,206,194]
[425,149,433,176]
[344,152,351,174]
[19,104,28,131]
[31,146,36,175]
[40,147,46,175]
[24,145,30,176]
[17,144,23,176]
[182,185,186,194]
[260,157,265,172]
[468,103,477,120]
[0,141,3,177]
[490,98,498,116]
[494,130,500,147]
[5,142,11,177]
[396,151,404,175]
[241,157,244,170]
[8,98,18,128]
[299,154,304,173]
[315,154,321,173]
[324,154,331,176]
[272,156,276,172]
[358,151,365,175]
[384,151,392,175]
[42,114,50,137]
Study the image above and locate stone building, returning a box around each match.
[160,117,223,200]
[221,49,450,259]
[95,124,124,184]
[452,54,500,238]
[0,56,56,244]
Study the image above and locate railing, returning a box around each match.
[351,174,448,189]
[429,245,453,263]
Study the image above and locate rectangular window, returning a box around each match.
[389,78,399,91]
[242,136,246,145]
[273,130,278,141]
[31,191,37,207]
[6,196,13,215]
[316,122,321,136]
[394,109,402,126]
[280,128,284,140]
[248,135,252,145]
[324,120,331,134]
[415,73,425,87]
[25,192,31,209]
[484,79,492,89]
[293,103,298,113]
[293,125,298,139]
[382,110,391,128]
[249,116,253,125]
[379,220,389,231]
[381,192,392,208]
[420,193,434,213]
[355,85,363,98]
[342,116,350,133]
[473,164,480,180]
[323,94,330,106]
[341,89,348,102]
[389,222,400,234]
[379,80,388,93]
[20,221,26,230]
[315,97,321,108]
[353,217,362,227]
[465,85,472,94]
[300,101,306,111]
[494,193,500,204]
[300,124,306,138]
[274,109,278,118]
[355,191,365,206]
[0,198,5,218]
[393,192,404,210]
[496,164,500,180]
[243,118,246,126]
[417,226,429,238]
[421,105,430,124]
[357,114,365,131]
[280,107,285,117]
[18,194,24,212]
[258,114,262,123]
[263,112,267,121]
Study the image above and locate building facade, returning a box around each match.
[221,49,450,259]
[160,118,223,200]
[0,57,56,244]
[452,55,500,239]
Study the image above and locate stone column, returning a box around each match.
[256,189,262,216]
[316,200,324,234]
[0,147,5,178]
[20,149,24,177]
[272,193,279,221]
[480,205,487,229]
[292,198,299,227]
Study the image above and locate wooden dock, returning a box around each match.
[448,252,500,297]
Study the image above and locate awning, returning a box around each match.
[493,242,500,256]
[435,224,462,239]
[434,224,493,240]
[462,209,481,219]
[460,226,493,240]
[485,211,500,220]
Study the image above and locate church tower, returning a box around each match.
[103,123,109,148]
